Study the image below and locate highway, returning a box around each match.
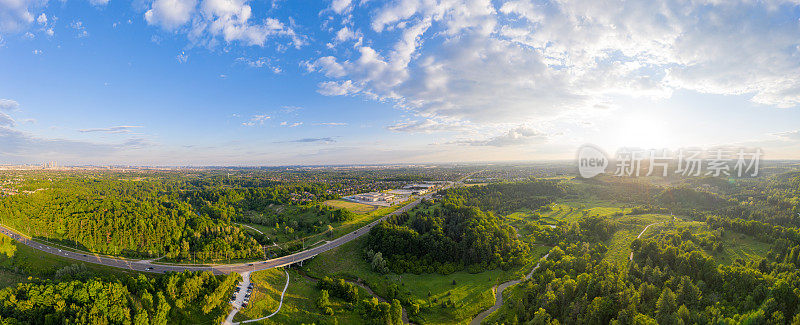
[0,175,471,275]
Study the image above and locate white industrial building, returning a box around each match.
[352,192,395,203]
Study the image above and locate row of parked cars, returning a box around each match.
[230,281,255,308]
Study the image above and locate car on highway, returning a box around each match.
[145,267,153,271]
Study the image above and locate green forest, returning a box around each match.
[0,172,344,261]
[2,166,800,324]
[0,271,238,324]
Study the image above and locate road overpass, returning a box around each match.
[0,174,474,275]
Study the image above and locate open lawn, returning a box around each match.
[711,231,771,265]
[235,267,368,324]
[0,233,142,286]
[323,199,377,214]
[302,236,550,325]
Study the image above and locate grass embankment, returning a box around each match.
[0,233,142,288]
[302,235,549,325]
[234,267,368,324]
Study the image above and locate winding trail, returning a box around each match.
[629,222,661,261]
[469,252,551,325]
[297,272,410,324]
[237,223,264,235]
[470,221,656,324]
[230,269,290,324]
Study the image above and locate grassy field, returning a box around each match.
[502,199,679,266]
[0,233,143,288]
[234,267,367,324]
[323,199,377,214]
[711,231,771,265]
[302,235,550,325]
[240,201,408,256]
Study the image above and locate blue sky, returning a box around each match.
[1,0,799,165]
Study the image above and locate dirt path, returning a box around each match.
[469,253,551,325]
[629,222,661,261]
[298,272,410,324]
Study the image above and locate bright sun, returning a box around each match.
[610,116,675,149]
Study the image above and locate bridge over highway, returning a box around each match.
[0,173,477,275]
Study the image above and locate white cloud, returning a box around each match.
[0,112,14,127]
[387,118,472,133]
[330,0,351,14]
[145,0,197,30]
[279,121,302,127]
[0,99,20,111]
[314,122,347,126]
[236,57,281,73]
[88,0,109,6]
[335,26,358,42]
[448,126,548,147]
[242,114,270,126]
[0,0,45,33]
[310,0,800,133]
[145,0,305,48]
[317,80,360,96]
[774,130,800,141]
[70,20,88,38]
[78,125,143,134]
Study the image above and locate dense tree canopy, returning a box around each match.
[0,271,238,325]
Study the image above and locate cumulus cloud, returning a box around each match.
[0,0,45,33]
[144,0,304,48]
[330,0,351,14]
[310,0,800,132]
[145,0,197,30]
[317,80,360,96]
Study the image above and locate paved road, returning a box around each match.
[0,194,426,275]
[234,270,289,324]
[0,175,472,275]
[224,271,251,324]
